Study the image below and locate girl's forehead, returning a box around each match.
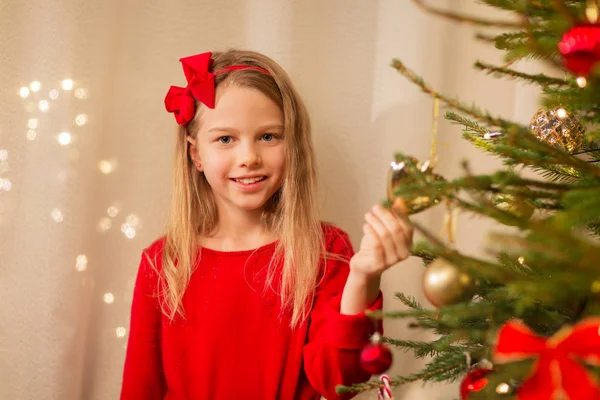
[200,86,283,130]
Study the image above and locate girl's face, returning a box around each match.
[189,85,285,216]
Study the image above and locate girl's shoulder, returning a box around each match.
[140,236,167,270]
[144,235,167,255]
[320,221,353,252]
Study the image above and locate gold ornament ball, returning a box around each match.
[494,193,535,223]
[387,157,445,215]
[423,259,476,307]
[529,107,585,152]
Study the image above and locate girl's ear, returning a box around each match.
[187,136,203,171]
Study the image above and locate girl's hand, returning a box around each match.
[349,199,413,281]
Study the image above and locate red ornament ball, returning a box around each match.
[360,342,393,374]
[460,367,492,399]
[558,24,600,76]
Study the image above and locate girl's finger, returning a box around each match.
[392,198,414,244]
[372,205,413,256]
[360,222,378,248]
[365,210,399,266]
[362,223,385,268]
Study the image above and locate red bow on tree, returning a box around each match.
[164,52,216,126]
[494,318,600,400]
[557,25,600,77]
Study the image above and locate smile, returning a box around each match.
[231,176,266,184]
[229,176,268,192]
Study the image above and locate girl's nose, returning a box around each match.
[238,143,261,167]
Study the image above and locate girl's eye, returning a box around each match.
[262,134,277,142]
[218,136,232,144]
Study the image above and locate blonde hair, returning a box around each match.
[156,49,335,328]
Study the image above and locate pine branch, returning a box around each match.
[410,245,437,264]
[480,0,556,16]
[520,3,564,68]
[411,0,523,28]
[428,111,588,186]
[446,111,489,134]
[533,167,579,183]
[395,292,426,311]
[409,221,515,282]
[549,0,580,25]
[474,60,570,86]
[496,252,533,276]
[390,59,528,131]
[336,352,468,395]
[487,219,600,276]
[483,31,528,50]
[587,218,600,237]
[493,129,600,179]
[384,333,476,359]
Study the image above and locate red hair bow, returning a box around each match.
[494,318,600,400]
[164,52,216,126]
[164,52,271,126]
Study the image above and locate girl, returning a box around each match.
[121,50,413,400]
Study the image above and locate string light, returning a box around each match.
[587,0,599,23]
[484,132,503,140]
[126,214,140,226]
[104,293,115,304]
[98,160,117,174]
[29,81,41,92]
[107,205,120,217]
[51,208,64,223]
[121,223,136,239]
[74,88,88,99]
[97,217,112,233]
[496,382,511,394]
[38,100,49,112]
[62,79,74,90]
[0,178,12,191]
[58,132,72,145]
[75,255,88,272]
[75,114,88,126]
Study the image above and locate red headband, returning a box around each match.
[164,52,271,126]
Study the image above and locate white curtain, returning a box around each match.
[1,1,540,399]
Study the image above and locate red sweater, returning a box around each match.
[121,223,383,400]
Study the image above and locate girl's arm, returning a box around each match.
[342,202,413,314]
[340,272,381,316]
[303,229,383,400]
[120,249,166,400]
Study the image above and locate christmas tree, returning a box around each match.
[339,1,600,399]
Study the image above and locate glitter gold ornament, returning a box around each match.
[493,193,535,223]
[529,107,585,152]
[387,156,445,215]
[423,259,476,307]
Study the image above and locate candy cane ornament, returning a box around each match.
[377,374,394,399]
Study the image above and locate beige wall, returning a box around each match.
[0,1,542,399]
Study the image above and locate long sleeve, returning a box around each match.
[120,249,166,400]
[303,229,384,400]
